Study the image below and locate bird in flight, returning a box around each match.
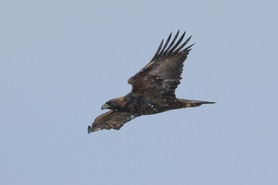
[88,30,215,133]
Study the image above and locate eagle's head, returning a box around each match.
[101,97,126,111]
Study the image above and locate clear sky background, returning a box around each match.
[1,0,277,185]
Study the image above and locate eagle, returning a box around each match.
[88,30,215,133]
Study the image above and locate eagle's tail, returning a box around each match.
[180,99,216,108]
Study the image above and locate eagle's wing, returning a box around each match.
[88,111,138,133]
[128,31,194,97]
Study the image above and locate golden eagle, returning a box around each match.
[88,31,215,133]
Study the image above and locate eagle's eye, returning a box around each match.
[108,101,116,107]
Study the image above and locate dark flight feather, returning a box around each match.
[88,111,139,133]
[128,31,193,96]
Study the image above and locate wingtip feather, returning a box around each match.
[87,126,92,134]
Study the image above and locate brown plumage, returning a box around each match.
[88,31,215,133]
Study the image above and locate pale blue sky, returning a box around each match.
[1,0,278,185]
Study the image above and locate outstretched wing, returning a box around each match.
[128,30,194,97]
[88,111,138,133]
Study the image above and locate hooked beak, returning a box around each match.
[101,103,110,110]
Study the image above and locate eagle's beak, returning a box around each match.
[101,103,110,110]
